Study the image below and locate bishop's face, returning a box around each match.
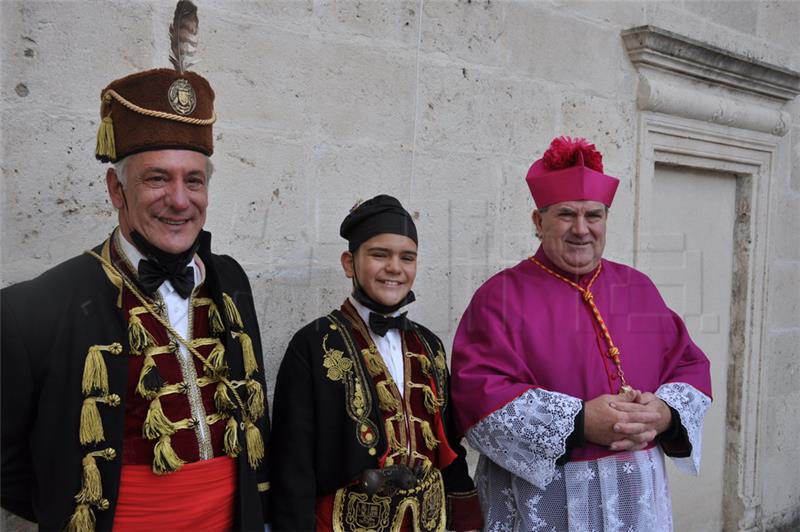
[106,149,209,254]
[341,233,418,307]
[533,200,607,275]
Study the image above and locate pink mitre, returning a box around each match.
[525,136,619,208]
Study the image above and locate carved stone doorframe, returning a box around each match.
[623,26,800,532]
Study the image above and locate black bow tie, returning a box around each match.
[138,259,195,299]
[369,312,411,337]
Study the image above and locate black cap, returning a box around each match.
[339,195,418,252]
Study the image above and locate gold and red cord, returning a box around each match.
[528,256,632,393]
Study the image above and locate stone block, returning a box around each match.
[420,0,507,67]
[504,3,636,97]
[416,59,556,156]
[760,392,800,517]
[314,0,419,49]
[0,109,113,285]
[205,0,315,35]
[497,158,538,262]
[769,189,800,260]
[755,0,800,54]
[683,1,759,34]
[559,93,635,168]
[1,1,157,114]
[204,127,311,270]
[768,261,800,329]
[765,330,800,398]
[547,0,646,30]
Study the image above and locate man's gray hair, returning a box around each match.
[114,154,214,188]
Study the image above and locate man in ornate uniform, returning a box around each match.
[451,137,712,531]
[269,195,483,531]
[1,3,269,530]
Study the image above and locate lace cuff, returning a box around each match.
[466,388,582,489]
[656,382,711,475]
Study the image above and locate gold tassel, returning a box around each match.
[95,114,116,162]
[127,313,155,355]
[361,347,384,377]
[246,378,265,420]
[81,347,108,395]
[142,398,176,440]
[223,293,243,329]
[153,435,185,474]
[416,354,432,377]
[74,455,102,504]
[66,503,95,532]
[420,420,440,450]
[422,386,444,415]
[205,341,226,374]
[79,398,104,445]
[209,300,224,336]
[385,455,395,467]
[214,381,236,413]
[136,351,162,400]
[245,421,264,469]
[384,418,401,451]
[233,332,258,377]
[376,381,399,412]
[224,416,241,458]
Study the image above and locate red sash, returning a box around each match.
[113,456,236,531]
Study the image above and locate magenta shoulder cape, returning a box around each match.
[451,248,712,462]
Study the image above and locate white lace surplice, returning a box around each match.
[466,384,711,532]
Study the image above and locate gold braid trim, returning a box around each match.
[81,343,122,396]
[79,394,120,445]
[85,250,263,470]
[103,89,217,125]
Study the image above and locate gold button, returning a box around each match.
[368,448,376,456]
[365,433,373,442]
[329,324,337,330]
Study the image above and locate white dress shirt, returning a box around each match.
[348,296,406,396]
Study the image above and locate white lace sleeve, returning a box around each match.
[465,388,582,490]
[656,382,711,476]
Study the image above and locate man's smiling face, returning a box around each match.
[107,149,209,254]
[533,200,607,275]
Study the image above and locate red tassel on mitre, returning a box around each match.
[542,136,604,172]
[525,135,618,208]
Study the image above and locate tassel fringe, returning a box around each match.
[209,300,224,336]
[205,341,226,375]
[79,398,103,445]
[223,293,243,329]
[224,416,241,457]
[214,381,236,413]
[420,419,440,450]
[81,347,109,395]
[136,351,163,399]
[246,379,265,420]
[95,114,116,162]
[235,332,258,377]
[66,503,96,532]
[384,418,401,451]
[245,421,264,469]
[142,398,176,440]
[361,347,384,377]
[422,386,443,415]
[376,381,399,412]
[127,313,155,355]
[153,435,185,474]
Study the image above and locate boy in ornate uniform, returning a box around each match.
[269,195,482,531]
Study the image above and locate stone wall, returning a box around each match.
[2,1,798,530]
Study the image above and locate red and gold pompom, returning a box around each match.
[542,136,603,172]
